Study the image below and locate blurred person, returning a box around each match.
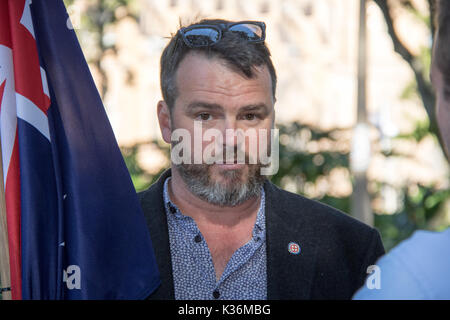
[353,0,450,300]
[139,19,384,300]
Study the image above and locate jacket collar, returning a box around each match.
[141,169,174,299]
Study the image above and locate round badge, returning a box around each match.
[288,242,301,255]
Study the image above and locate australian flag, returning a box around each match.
[0,0,160,299]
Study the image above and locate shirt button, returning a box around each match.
[212,290,220,299]
[168,204,177,214]
[194,234,202,243]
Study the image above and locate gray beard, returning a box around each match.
[173,163,266,207]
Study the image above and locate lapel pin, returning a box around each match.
[288,242,301,255]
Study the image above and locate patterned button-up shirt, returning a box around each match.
[163,177,267,300]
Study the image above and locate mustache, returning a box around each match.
[205,145,259,164]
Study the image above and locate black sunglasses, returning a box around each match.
[178,21,266,48]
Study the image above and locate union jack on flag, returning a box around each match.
[0,0,160,299]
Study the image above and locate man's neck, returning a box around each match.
[168,168,261,227]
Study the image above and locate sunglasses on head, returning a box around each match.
[178,21,266,48]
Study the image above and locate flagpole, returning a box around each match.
[0,143,12,300]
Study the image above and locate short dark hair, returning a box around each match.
[435,0,450,96]
[160,19,277,110]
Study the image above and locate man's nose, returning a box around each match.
[222,117,240,148]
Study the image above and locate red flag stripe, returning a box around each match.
[4,131,21,300]
[0,80,6,110]
[0,1,12,48]
[8,0,50,115]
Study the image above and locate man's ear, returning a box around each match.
[157,100,172,144]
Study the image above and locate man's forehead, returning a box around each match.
[175,52,272,95]
[178,51,267,74]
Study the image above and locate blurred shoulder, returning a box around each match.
[390,228,450,260]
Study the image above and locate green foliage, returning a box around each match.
[396,119,430,142]
[121,141,169,192]
[400,80,418,100]
[270,122,349,196]
[402,1,431,27]
[419,45,432,80]
[375,185,450,250]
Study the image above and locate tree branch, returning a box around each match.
[372,0,440,140]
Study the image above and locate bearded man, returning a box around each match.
[139,19,384,300]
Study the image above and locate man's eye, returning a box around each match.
[196,113,212,121]
[243,113,257,121]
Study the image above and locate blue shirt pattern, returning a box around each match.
[163,177,267,300]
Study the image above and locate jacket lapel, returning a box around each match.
[140,169,174,300]
[265,181,318,300]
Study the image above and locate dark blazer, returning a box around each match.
[139,169,385,300]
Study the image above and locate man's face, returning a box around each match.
[163,52,275,206]
[431,33,450,160]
